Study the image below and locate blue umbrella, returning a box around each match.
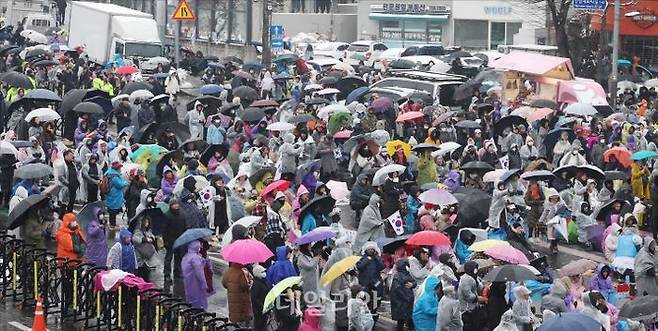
[173,228,214,250]
[153,73,169,79]
[273,72,292,80]
[537,312,600,331]
[617,59,632,67]
[199,84,223,95]
[631,150,658,161]
[346,86,370,104]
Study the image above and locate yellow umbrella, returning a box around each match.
[262,276,302,313]
[320,255,361,286]
[385,140,411,157]
[469,239,510,252]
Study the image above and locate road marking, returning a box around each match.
[8,321,33,331]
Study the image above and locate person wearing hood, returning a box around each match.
[84,207,108,267]
[162,199,186,282]
[297,243,320,307]
[459,260,484,330]
[264,192,287,253]
[486,282,510,329]
[278,133,302,177]
[489,180,511,229]
[552,131,572,166]
[541,278,569,315]
[350,173,372,223]
[126,169,148,219]
[292,185,311,224]
[512,286,535,330]
[160,166,178,200]
[348,284,374,331]
[114,98,132,132]
[355,241,385,319]
[493,309,519,331]
[56,213,85,304]
[613,214,642,274]
[104,161,128,228]
[319,236,354,330]
[579,291,610,331]
[184,102,205,139]
[519,136,539,169]
[179,176,207,228]
[184,240,213,310]
[74,119,90,147]
[631,160,651,200]
[390,258,416,331]
[107,228,137,273]
[275,286,303,330]
[206,117,226,145]
[408,247,432,285]
[559,142,587,167]
[436,284,462,331]
[604,222,622,263]
[412,275,441,331]
[93,119,108,143]
[454,229,475,264]
[250,264,270,330]
[405,185,422,234]
[539,187,567,254]
[416,150,438,186]
[135,188,156,217]
[266,245,298,286]
[298,307,322,331]
[354,194,386,253]
[634,237,658,296]
[317,134,338,182]
[81,153,102,203]
[589,264,615,302]
[132,216,163,287]
[207,175,230,234]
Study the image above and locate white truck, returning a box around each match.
[66,1,162,64]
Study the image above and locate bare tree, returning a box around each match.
[526,0,573,58]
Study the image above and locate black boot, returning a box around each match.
[550,239,559,254]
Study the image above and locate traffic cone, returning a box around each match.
[32,297,47,331]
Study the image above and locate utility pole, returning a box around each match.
[609,0,620,109]
[261,0,272,67]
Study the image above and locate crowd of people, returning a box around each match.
[0,27,657,331]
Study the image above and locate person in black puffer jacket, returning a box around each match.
[390,258,417,331]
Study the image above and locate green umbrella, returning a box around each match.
[327,112,352,135]
[263,276,302,313]
[273,54,299,64]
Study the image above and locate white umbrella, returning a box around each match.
[644,79,658,89]
[111,94,130,107]
[129,89,154,103]
[316,88,341,96]
[173,175,210,196]
[331,62,354,72]
[304,84,323,91]
[563,103,597,117]
[372,164,406,186]
[21,30,47,44]
[483,169,506,183]
[317,104,349,121]
[24,108,60,122]
[267,122,295,131]
[0,141,18,156]
[432,142,461,157]
[617,80,637,91]
[222,216,262,247]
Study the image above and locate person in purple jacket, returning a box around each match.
[181,240,211,309]
[83,207,108,266]
[588,264,616,303]
[160,165,178,200]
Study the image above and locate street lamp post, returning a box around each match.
[609,0,621,110]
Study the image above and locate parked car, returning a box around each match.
[313,42,349,59]
[373,47,404,70]
[400,45,445,57]
[371,70,467,106]
[307,57,341,73]
[346,40,388,67]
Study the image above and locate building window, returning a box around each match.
[506,22,522,45]
[380,20,402,41]
[491,22,506,49]
[427,23,442,43]
[454,19,488,49]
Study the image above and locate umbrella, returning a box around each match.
[493,115,527,137]
[222,216,262,247]
[232,86,259,100]
[331,62,354,72]
[0,141,18,155]
[129,89,155,103]
[586,224,605,252]
[603,146,632,168]
[483,264,536,282]
[0,45,20,55]
[8,193,49,229]
[412,143,440,153]
[251,99,280,108]
[273,54,299,64]
[241,107,266,122]
[325,180,349,202]
[14,163,52,179]
[186,95,222,111]
[454,120,480,129]
[121,81,153,95]
[556,117,577,128]
[418,189,457,206]
[133,122,190,145]
[150,94,170,104]
[10,140,33,148]
[316,88,341,96]
[267,122,295,131]
[173,175,210,196]
[221,239,274,264]
[564,103,597,116]
[544,128,575,153]
[295,160,321,185]
[22,30,47,44]
[396,111,425,123]
[510,106,534,118]
[320,255,361,286]
[299,195,336,217]
[242,63,263,72]
[294,228,336,246]
[527,107,554,122]
[304,84,323,92]
[346,86,370,104]
[406,231,451,246]
[76,201,105,231]
[24,89,62,102]
[319,76,339,85]
[484,245,529,264]
[577,164,605,181]
[631,150,658,161]
[273,72,292,80]
[377,235,412,254]
[116,66,139,75]
[407,91,434,105]
[558,259,598,277]
[260,179,291,198]
[24,107,60,122]
[333,130,352,139]
[529,99,559,110]
[461,161,494,172]
[385,140,412,157]
[372,164,406,186]
[483,169,506,183]
[592,198,631,221]
[469,239,510,252]
[128,207,165,235]
[520,170,555,182]
[1,71,33,88]
[537,312,600,331]
[317,104,348,121]
[198,143,228,166]
[232,70,254,80]
[452,188,491,228]
[73,102,104,114]
[433,142,461,156]
[370,97,394,113]
[306,97,330,106]
[262,276,302,313]
[199,84,223,95]
[499,169,522,183]
[553,165,578,179]
[172,228,214,250]
[618,295,658,320]
[604,170,628,181]
[221,56,243,65]
[249,167,276,186]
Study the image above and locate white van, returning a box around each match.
[22,14,56,34]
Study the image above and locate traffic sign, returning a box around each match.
[573,0,607,10]
[172,0,195,20]
[271,25,284,49]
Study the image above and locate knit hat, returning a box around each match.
[252,265,267,279]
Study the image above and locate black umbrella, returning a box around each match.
[221,56,243,65]
[221,103,240,116]
[528,99,559,110]
[24,88,62,102]
[605,170,628,181]
[1,71,33,88]
[388,59,416,69]
[128,207,166,235]
[412,143,440,153]
[186,95,222,111]
[8,193,49,229]
[178,138,208,154]
[577,165,605,181]
[500,168,522,183]
[461,161,494,171]
[14,163,53,179]
[60,88,109,114]
[33,59,58,67]
[619,295,658,320]
[121,81,153,95]
[493,115,527,137]
[240,107,266,122]
[199,144,229,166]
[242,63,263,72]
[454,78,484,101]
[306,97,330,105]
[232,86,258,100]
[288,113,316,124]
[0,45,20,55]
[544,128,575,154]
[592,198,631,222]
[25,48,49,60]
[454,120,481,129]
[453,187,491,228]
[249,166,276,186]
[520,170,555,182]
[77,201,105,232]
[335,76,367,100]
[73,102,104,114]
[10,140,33,148]
[406,92,434,105]
[483,265,537,282]
[295,159,321,185]
[155,150,183,177]
[134,122,191,145]
[299,195,336,217]
[377,235,412,254]
[319,76,339,85]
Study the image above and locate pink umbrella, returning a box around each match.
[333,130,352,139]
[326,180,349,202]
[484,245,529,265]
[527,107,554,122]
[418,189,458,206]
[396,111,425,123]
[221,239,273,264]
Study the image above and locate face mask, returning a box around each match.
[392,177,399,183]
[527,141,534,146]
[472,268,478,275]
[97,214,105,222]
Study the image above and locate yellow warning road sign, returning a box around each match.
[172,0,195,20]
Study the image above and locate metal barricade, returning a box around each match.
[138,288,168,331]
[37,253,62,316]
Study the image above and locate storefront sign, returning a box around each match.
[573,0,607,10]
[484,6,512,15]
[632,9,658,29]
[373,3,449,15]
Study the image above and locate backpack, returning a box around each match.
[100,174,115,194]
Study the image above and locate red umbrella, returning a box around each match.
[396,111,425,123]
[406,231,451,246]
[116,66,139,75]
[333,130,352,139]
[221,239,273,264]
[260,179,291,198]
[603,146,631,168]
